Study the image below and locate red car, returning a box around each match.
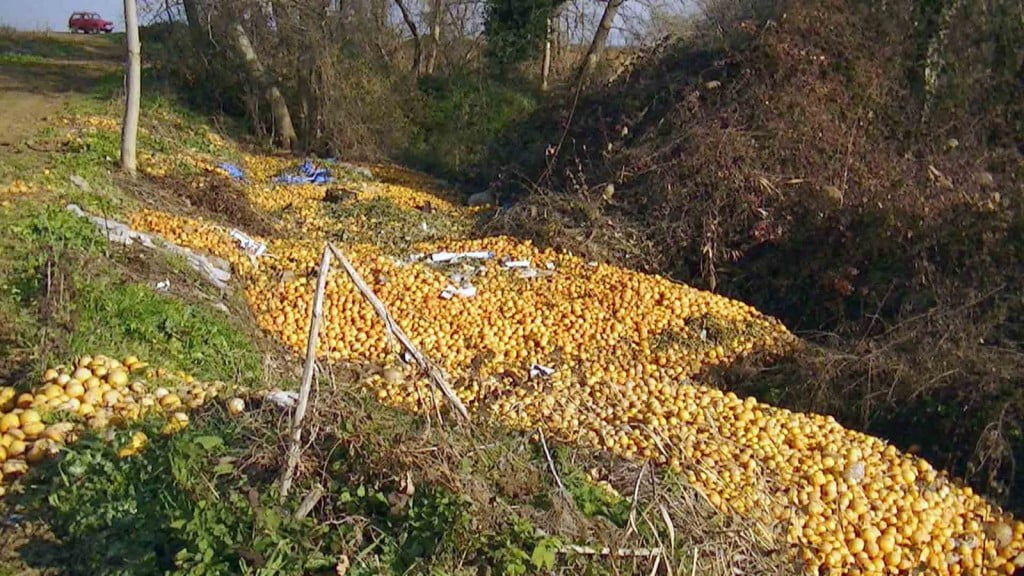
[68,12,114,34]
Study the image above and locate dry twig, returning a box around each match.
[280,246,332,499]
[328,243,469,420]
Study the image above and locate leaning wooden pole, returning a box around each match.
[280,246,332,500]
[327,243,469,420]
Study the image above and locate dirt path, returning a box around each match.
[0,32,121,147]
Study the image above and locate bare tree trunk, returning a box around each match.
[394,0,422,74]
[425,0,443,75]
[120,0,141,176]
[541,15,552,91]
[229,21,297,150]
[181,0,205,44]
[578,0,625,84]
[922,0,965,122]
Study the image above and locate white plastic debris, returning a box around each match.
[66,204,231,290]
[230,229,268,258]
[266,390,299,409]
[429,251,494,263]
[440,284,478,299]
[502,259,531,268]
[842,460,866,484]
[517,268,555,279]
[529,364,555,378]
[154,279,171,292]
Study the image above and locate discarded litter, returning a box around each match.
[218,162,245,181]
[502,259,531,268]
[529,364,556,378]
[230,229,268,258]
[429,251,494,263]
[154,279,171,292]
[517,268,555,279]
[441,284,478,299]
[274,160,333,185]
[66,204,231,290]
[266,390,299,409]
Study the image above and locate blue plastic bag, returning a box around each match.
[275,160,333,185]
[218,162,245,181]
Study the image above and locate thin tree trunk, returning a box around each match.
[394,0,422,74]
[181,0,204,44]
[921,0,965,122]
[229,21,297,150]
[120,0,141,176]
[541,15,552,91]
[425,0,443,75]
[578,0,624,84]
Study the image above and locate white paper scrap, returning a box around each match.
[266,390,299,409]
[529,364,556,378]
[230,229,268,258]
[440,284,478,299]
[430,251,494,263]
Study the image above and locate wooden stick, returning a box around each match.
[328,243,469,420]
[559,544,662,557]
[280,246,332,500]
[294,484,325,519]
[538,428,568,497]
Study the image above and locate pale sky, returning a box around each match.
[0,0,698,44]
[0,0,126,31]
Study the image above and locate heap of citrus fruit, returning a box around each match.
[0,355,249,493]
[114,154,1024,574]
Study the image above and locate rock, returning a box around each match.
[974,171,995,188]
[69,174,91,192]
[325,187,357,204]
[467,191,496,207]
[822,185,844,206]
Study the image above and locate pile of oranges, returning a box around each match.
[115,153,1024,575]
[0,355,248,494]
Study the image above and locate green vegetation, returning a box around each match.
[407,74,538,179]
[484,0,565,75]
[0,31,754,576]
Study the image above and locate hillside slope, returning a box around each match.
[1,29,1023,576]
[484,0,1024,521]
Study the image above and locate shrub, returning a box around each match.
[406,73,538,180]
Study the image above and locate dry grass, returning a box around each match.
[227,366,797,575]
[482,0,1024,513]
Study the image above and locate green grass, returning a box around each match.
[0,52,49,66]
[14,412,338,576]
[68,281,261,385]
[325,196,475,255]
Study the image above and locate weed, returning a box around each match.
[17,414,340,576]
[326,196,474,255]
[0,53,49,66]
[68,282,261,386]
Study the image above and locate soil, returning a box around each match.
[0,32,121,576]
[0,33,121,148]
